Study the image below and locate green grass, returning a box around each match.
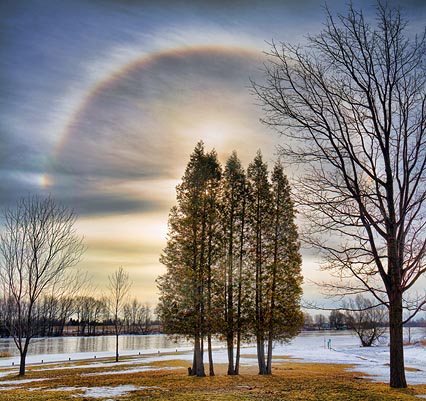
[0,356,424,400]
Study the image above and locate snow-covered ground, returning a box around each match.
[0,330,425,385]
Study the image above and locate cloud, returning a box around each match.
[5,0,424,303]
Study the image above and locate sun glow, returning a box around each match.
[194,119,234,149]
[40,173,53,189]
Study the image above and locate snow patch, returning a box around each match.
[0,377,49,385]
[0,386,21,391]
[47,385,161,398]
[74,385,139,398]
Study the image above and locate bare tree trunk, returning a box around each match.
[19,339,30,376]
[115,324,119,362]
[19,352,26,377]
[389,290,406,388]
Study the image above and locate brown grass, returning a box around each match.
[0,356,424,400]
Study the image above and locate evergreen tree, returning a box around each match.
[265,161,303,374]
[158,142,221,377]
[220,151,247,375]
[158,145,303,378]
[246,151,272,375]
[203,149,222,377]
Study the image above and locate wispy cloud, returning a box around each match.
[2,0,425,301]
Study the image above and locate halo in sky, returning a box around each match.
[46,46,273,196]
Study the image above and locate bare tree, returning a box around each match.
[329,310,345,330]
[303,312,314,329]
[0,196,84,375]
[124,299,152,334]
[58,269,91,336]
[314,314,327,330]
[255,3,426,387]
[138,303,152,334]
[344,295,387,347]
[107,266,131,362]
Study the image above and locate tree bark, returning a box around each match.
[19,350,27,376]
[191,348,196,376]
[266,332,274,374]
[235,330,241,375]
[257,335,267,375]
[18,338,30,376]
[194,334,205,377]
[389,290,407,388]
[115,327,119,362]
[208,334,214,376]
[227,335,235,375]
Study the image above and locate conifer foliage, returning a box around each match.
[157,142,303,377]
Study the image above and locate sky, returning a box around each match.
[1,0,426,306]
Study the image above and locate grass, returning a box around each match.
[0,355,424,400]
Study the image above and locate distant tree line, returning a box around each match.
[0,294,154,338]
[157,142,304,377]
[303,296,388,347]
[304,295,426,348]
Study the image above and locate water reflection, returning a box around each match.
[0,335,193,357]
[0,328,423,358]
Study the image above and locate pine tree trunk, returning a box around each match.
[257,335,267,374]
[227,335,235,375]
[194,334,205,377]
[235,330,241,375]
[208,334,214,376]
[191,348,196,376]
[389,289,407,388]
[266,332,274,374]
